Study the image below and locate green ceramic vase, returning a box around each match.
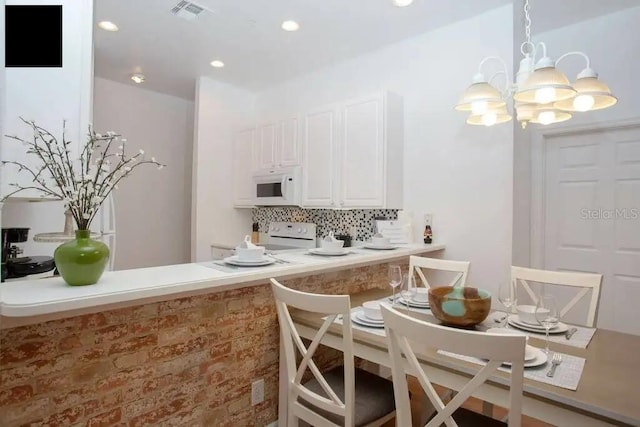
[54,230,110,286]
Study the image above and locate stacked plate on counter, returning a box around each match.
[223,256,275,267]
[308,248,351,256]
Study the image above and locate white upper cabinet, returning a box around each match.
[2,0,94,199]
[339,92,403,208]
[256,123,278,170]
[279,117,300,167]
[232,128,257,207]
[255,116,300,170]
[301,106,339,207]
[236,92,403,209]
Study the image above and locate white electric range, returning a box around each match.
[262,222,317,253]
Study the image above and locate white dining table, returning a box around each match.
[279,288,640,426]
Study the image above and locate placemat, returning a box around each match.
[484,312,596,349]
[438,350,586,391]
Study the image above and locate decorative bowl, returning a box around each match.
[515,304,548,325]
[362,301,383,320]
[235,245,266,261]
[321,239,345,251]
[428,286,492,327]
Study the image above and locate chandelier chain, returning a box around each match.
[524,0,531,45]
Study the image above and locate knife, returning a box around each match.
[565,327,578,340]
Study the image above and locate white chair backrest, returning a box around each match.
[381,305,525,427]
[271,278,355,427]
[511,266,603,327]
[409,256,470,289]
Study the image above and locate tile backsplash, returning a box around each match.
[252,207,398,241]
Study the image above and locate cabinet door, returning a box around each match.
[341,95,385,207]
[232,128,256,207]
[257,123,278,170]
[279,117,300,166]
[302,107,338,207]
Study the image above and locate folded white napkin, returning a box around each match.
[237,235,259,249]
[323,231,338,242]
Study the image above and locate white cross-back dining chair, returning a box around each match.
[409,256,471,289]
[511,266,603,327]
[381,304,526,427]
[271,279,396,427]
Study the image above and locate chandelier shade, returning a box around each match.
[466,105,512,126]
[513,66,576,104]
[455,82,506,113]
[529,103,572,125]
[554,76,618,112]
[456,0,616,128]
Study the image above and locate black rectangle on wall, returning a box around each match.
[5,5,63,67]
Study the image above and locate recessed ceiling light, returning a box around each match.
[281,20,300,32]
[98,21,119,31]
[392,0,414,7]
[210,60,225,68]
[131,74,145,84]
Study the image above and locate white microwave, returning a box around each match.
[252,167,301,206]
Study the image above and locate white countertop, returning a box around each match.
[0,243,444,319]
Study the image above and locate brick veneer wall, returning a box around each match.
[0,261,402,426]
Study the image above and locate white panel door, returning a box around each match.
[257,123,278,170]
[279,117,300,167]
[232,128,256,207]
[341,95,384,207]
[301,107,338,207]
[544,125,640,334]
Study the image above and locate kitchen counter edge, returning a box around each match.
[0,243,445,321]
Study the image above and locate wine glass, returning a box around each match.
[498,281,517,328]
[400,273,418,314]
[388,265,402,307]
[535,294,559,355]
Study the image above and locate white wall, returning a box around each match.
[2,0,93,198]
[2,0,93,260]
[513,6,640,266]
[93,78,193,269]
[192,77,255,262]
[255,5,515,293]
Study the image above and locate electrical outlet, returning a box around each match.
[424,213,433,226]
[251,378,264,406]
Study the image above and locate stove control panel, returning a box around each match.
[268,222,316,240]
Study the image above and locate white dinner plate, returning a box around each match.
[351,311,385,328]
[355,311,384,324]
[362,243,398,250]
[308,248,351,256]
[485,328,536,361]
[223,256,275,267]
[507,315,569,334]
[398,297,430,308]
[502,347,548,368]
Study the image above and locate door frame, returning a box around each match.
[529,117,640,269]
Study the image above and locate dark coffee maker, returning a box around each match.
[1,228,56,281]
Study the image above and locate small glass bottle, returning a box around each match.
[423,225,433,244]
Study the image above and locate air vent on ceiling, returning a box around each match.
[171,1,205,21]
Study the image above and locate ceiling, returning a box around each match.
[94,0,639,100]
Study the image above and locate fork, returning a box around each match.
[546,353,563,377]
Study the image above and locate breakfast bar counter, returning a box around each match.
[0,243,443,426]
[0,243,444,323]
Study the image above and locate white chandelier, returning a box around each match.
[456,0,617,128]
